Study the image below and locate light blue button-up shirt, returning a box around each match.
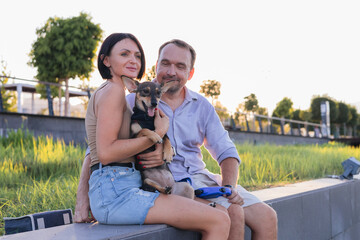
[126,86,240,185]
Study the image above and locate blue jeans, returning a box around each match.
[88,164,159,224]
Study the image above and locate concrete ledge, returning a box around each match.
[0,112,87,146]
[0,223,200,240]
[247,175,360,240]
[2,177,359,240]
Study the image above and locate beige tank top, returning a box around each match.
[85,81,134,167]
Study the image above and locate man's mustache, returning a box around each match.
[162,76,180,81]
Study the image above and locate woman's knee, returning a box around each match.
[209,210,231,234]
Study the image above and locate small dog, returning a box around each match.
[122,75,194,199]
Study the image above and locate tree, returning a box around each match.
[335,102,350,124]
[199,80,221,105]
[299,110,312,122]
[272,97,293,119]
[244,93,259,113]
[310,95,338,124]
[335,102,350,135]
[348,106,358,127]
[29,12,103,116]
[256,107,267,116]
[348,106,358,136]
[291,109,303,128]
[145,65,156,82]
[0,60,17,112]
[213,101,230,123]
[233,103,244,126]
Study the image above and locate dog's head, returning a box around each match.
[122,75,176,117]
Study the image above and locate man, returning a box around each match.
[75,39,277,240]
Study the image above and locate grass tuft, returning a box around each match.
[1,130,359,235]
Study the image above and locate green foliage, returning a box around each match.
[0,129,84,183]
[257,107,268,116]
[214,101,230,122]
[272,97,293,119]
[199,80,221,104]
[202,142,359,190]
[28,12,103,99]
[348,106,358,126]
[0,60,17,111]
[244,93,259,113]
[335,102,350,124]
[0,130,85,235]
[1,130,359,235]
[310,96,338,123]
[233,103,244,126]
[291,109,302,128]
[145,65,156,82]
[299,109,312,122]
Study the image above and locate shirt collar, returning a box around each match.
[183,86,198,102]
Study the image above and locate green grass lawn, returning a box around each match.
[1,129,359,235]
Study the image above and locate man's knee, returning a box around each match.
[245,203,277,231]
[228,204,245,224]
[262,204,277,226]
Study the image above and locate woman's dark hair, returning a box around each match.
[97,33,145,80]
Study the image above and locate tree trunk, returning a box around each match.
[65,78,70,116]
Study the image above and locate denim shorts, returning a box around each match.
[192,173,261,208]
[88,164,160,224]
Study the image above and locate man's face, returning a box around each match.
[156,43,193,94]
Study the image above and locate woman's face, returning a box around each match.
[104,38,141,79]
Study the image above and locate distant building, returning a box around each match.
[2,83,88,117]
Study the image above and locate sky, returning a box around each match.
[1,0,360,114]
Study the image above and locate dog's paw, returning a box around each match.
[163,150,173,163]
[150,133,163,144]
[137,129,163,144]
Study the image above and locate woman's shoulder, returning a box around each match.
[96,81,125,103]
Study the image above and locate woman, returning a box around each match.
[85,33,230,240]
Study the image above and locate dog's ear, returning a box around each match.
[160,80,177,93]
[122,75,139,93]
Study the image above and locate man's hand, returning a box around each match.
[224,187,244,206]
[137,143,164,168]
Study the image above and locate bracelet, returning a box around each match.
[224,185,233,188]
[172,146,176,156]
[152,131,163,144]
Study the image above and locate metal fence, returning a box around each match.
[221,111,328,138]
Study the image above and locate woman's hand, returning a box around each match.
[154,108,169,138]
[137,143,164,168]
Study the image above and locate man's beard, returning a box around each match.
[166,84,181,94]
[161,76,181,94]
